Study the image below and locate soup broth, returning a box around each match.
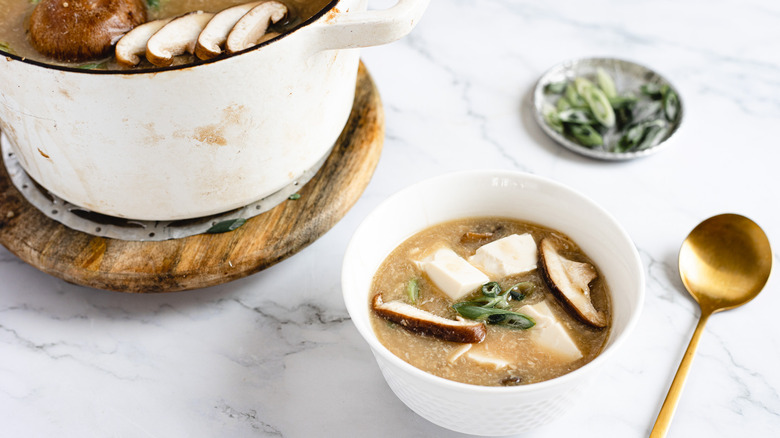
[369,217,612,386]
[0,0,331,68]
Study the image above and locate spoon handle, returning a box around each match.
[650,311,711,438]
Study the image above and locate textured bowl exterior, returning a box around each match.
[342,170,644,435]
[375,352,588,435]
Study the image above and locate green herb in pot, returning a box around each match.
[0,42,14,54]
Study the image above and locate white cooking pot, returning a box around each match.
[0,0,428,220]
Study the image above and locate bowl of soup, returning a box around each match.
[0,0,429,220]
[342,170,644,435]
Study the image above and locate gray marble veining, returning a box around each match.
[2,0,780,436]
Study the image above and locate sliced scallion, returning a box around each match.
[406,278,420,304]
[557,109,596,125]
[567,124,603,147]
[544,81,567,94]
[640,83,663,99]
[556,97,572,112]
[481,282,502,298]
[573,77,595,97]
[564,83,587,108]
[581,85,616,128]
[596,67,617,99]
[452,304,535,330]
[542,104,564,134]
[609,95,638,109]
[617,123,645,152]
[662,88,680,122]
[635,120,668,151]
[618,119,667,152]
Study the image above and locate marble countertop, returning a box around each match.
[2,0,779,436]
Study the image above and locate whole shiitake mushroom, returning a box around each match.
[29,0,147,62]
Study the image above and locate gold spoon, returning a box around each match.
[650,213,773,437]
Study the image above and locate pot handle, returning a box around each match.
[309,0,430,52]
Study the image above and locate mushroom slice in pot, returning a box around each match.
[257,31,282,44]
[195,1,262,60]
[372,294,486,343]
[146,11,215,67]
[115,18,173,67]
[539,238,607,328]
[226,1,288,55]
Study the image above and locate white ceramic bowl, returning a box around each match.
[342,170,644,436]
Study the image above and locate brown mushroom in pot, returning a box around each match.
[29,0,147,62]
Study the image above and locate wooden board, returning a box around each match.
[0,63,384,293]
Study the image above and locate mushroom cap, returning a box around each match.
[29,0,147,62]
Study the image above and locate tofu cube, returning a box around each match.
[422,248,489,301]
[465,350,510,369]
[520,301,583,362]
[468,233,538,278]
[448,344,472,364]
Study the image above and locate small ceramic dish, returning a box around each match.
[342,170,645,435]
[533,57,683,160]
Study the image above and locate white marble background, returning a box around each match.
[2,0,779,436]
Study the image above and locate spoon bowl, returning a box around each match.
[679,214,772,312]
[651,213,773,437]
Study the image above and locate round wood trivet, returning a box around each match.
[0,62,383,293]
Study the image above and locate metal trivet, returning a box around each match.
[1,134,327,241]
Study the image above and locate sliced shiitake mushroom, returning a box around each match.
[500,375,524,386]
[372,294,486,343]
[194,1,262,60]
[115,18,174,67]
[225,0,288,55]
[146,11,215,67]
[29,0,147,61]
[460,231,494,245]
[539,238,607,328]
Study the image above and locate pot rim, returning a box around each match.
[0,0,340,75]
